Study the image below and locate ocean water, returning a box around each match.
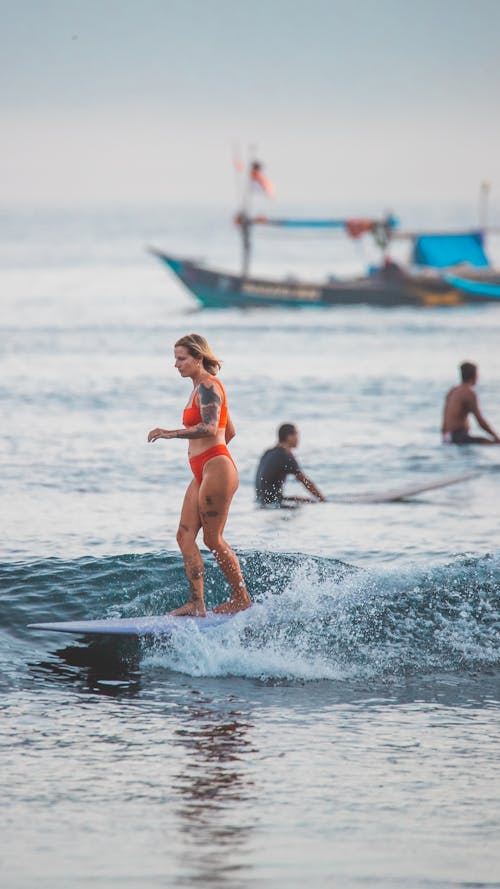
[1,205,500,888]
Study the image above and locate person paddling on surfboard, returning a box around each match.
[148,334,251,616]
[442,362,500,445]
[255,423,326,506]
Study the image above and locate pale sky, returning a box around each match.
[2,0,500,208]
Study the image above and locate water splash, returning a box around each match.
[3,550,499,682]
[143,551,500,680]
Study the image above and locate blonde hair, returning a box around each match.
[175,333,222,375]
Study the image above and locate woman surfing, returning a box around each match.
[148,333,251,616]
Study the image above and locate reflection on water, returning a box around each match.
[172,700,257,886]
[17,638,500,888]
[29,639,143,696]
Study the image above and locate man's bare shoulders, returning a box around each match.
[447,384,476,408]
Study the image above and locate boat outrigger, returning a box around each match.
[149,162,500,309]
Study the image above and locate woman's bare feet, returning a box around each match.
[168,600,206,617]
[213,592,252,614]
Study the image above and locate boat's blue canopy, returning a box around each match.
[412,232,489,268]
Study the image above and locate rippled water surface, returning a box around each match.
[1,206,499,888]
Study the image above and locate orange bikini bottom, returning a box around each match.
[189,444,236,485]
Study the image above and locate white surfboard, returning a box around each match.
[335,471,480,504]
[28,612,235,637]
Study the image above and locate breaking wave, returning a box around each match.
[2,549,499,682]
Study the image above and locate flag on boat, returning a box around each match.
[345,218,375,239]
[250,161,275,196]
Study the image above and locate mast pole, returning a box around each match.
[232,142,251,278]
[240,142,257,278]
[478,181,490,231]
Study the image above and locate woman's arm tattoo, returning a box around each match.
[176,382,222,438]
[199,383,221,433]
[199,382,221,407]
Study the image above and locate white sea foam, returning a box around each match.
[141,553,500,680]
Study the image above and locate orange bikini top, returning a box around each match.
[182,376,228,429]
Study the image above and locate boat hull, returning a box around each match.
[149,249,500,308]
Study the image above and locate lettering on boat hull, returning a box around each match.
[241,280,322,301]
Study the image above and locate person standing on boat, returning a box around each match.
[442,362,500,445]
[255,424,327,505]
[148,334,251,615]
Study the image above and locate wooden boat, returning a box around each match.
[149,232,500,309]
[149,161,500,308]
[148,248,494,308]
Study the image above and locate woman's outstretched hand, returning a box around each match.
[148,428,176,442]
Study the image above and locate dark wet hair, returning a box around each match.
[460,362,477,383]
[278,423,297,442]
